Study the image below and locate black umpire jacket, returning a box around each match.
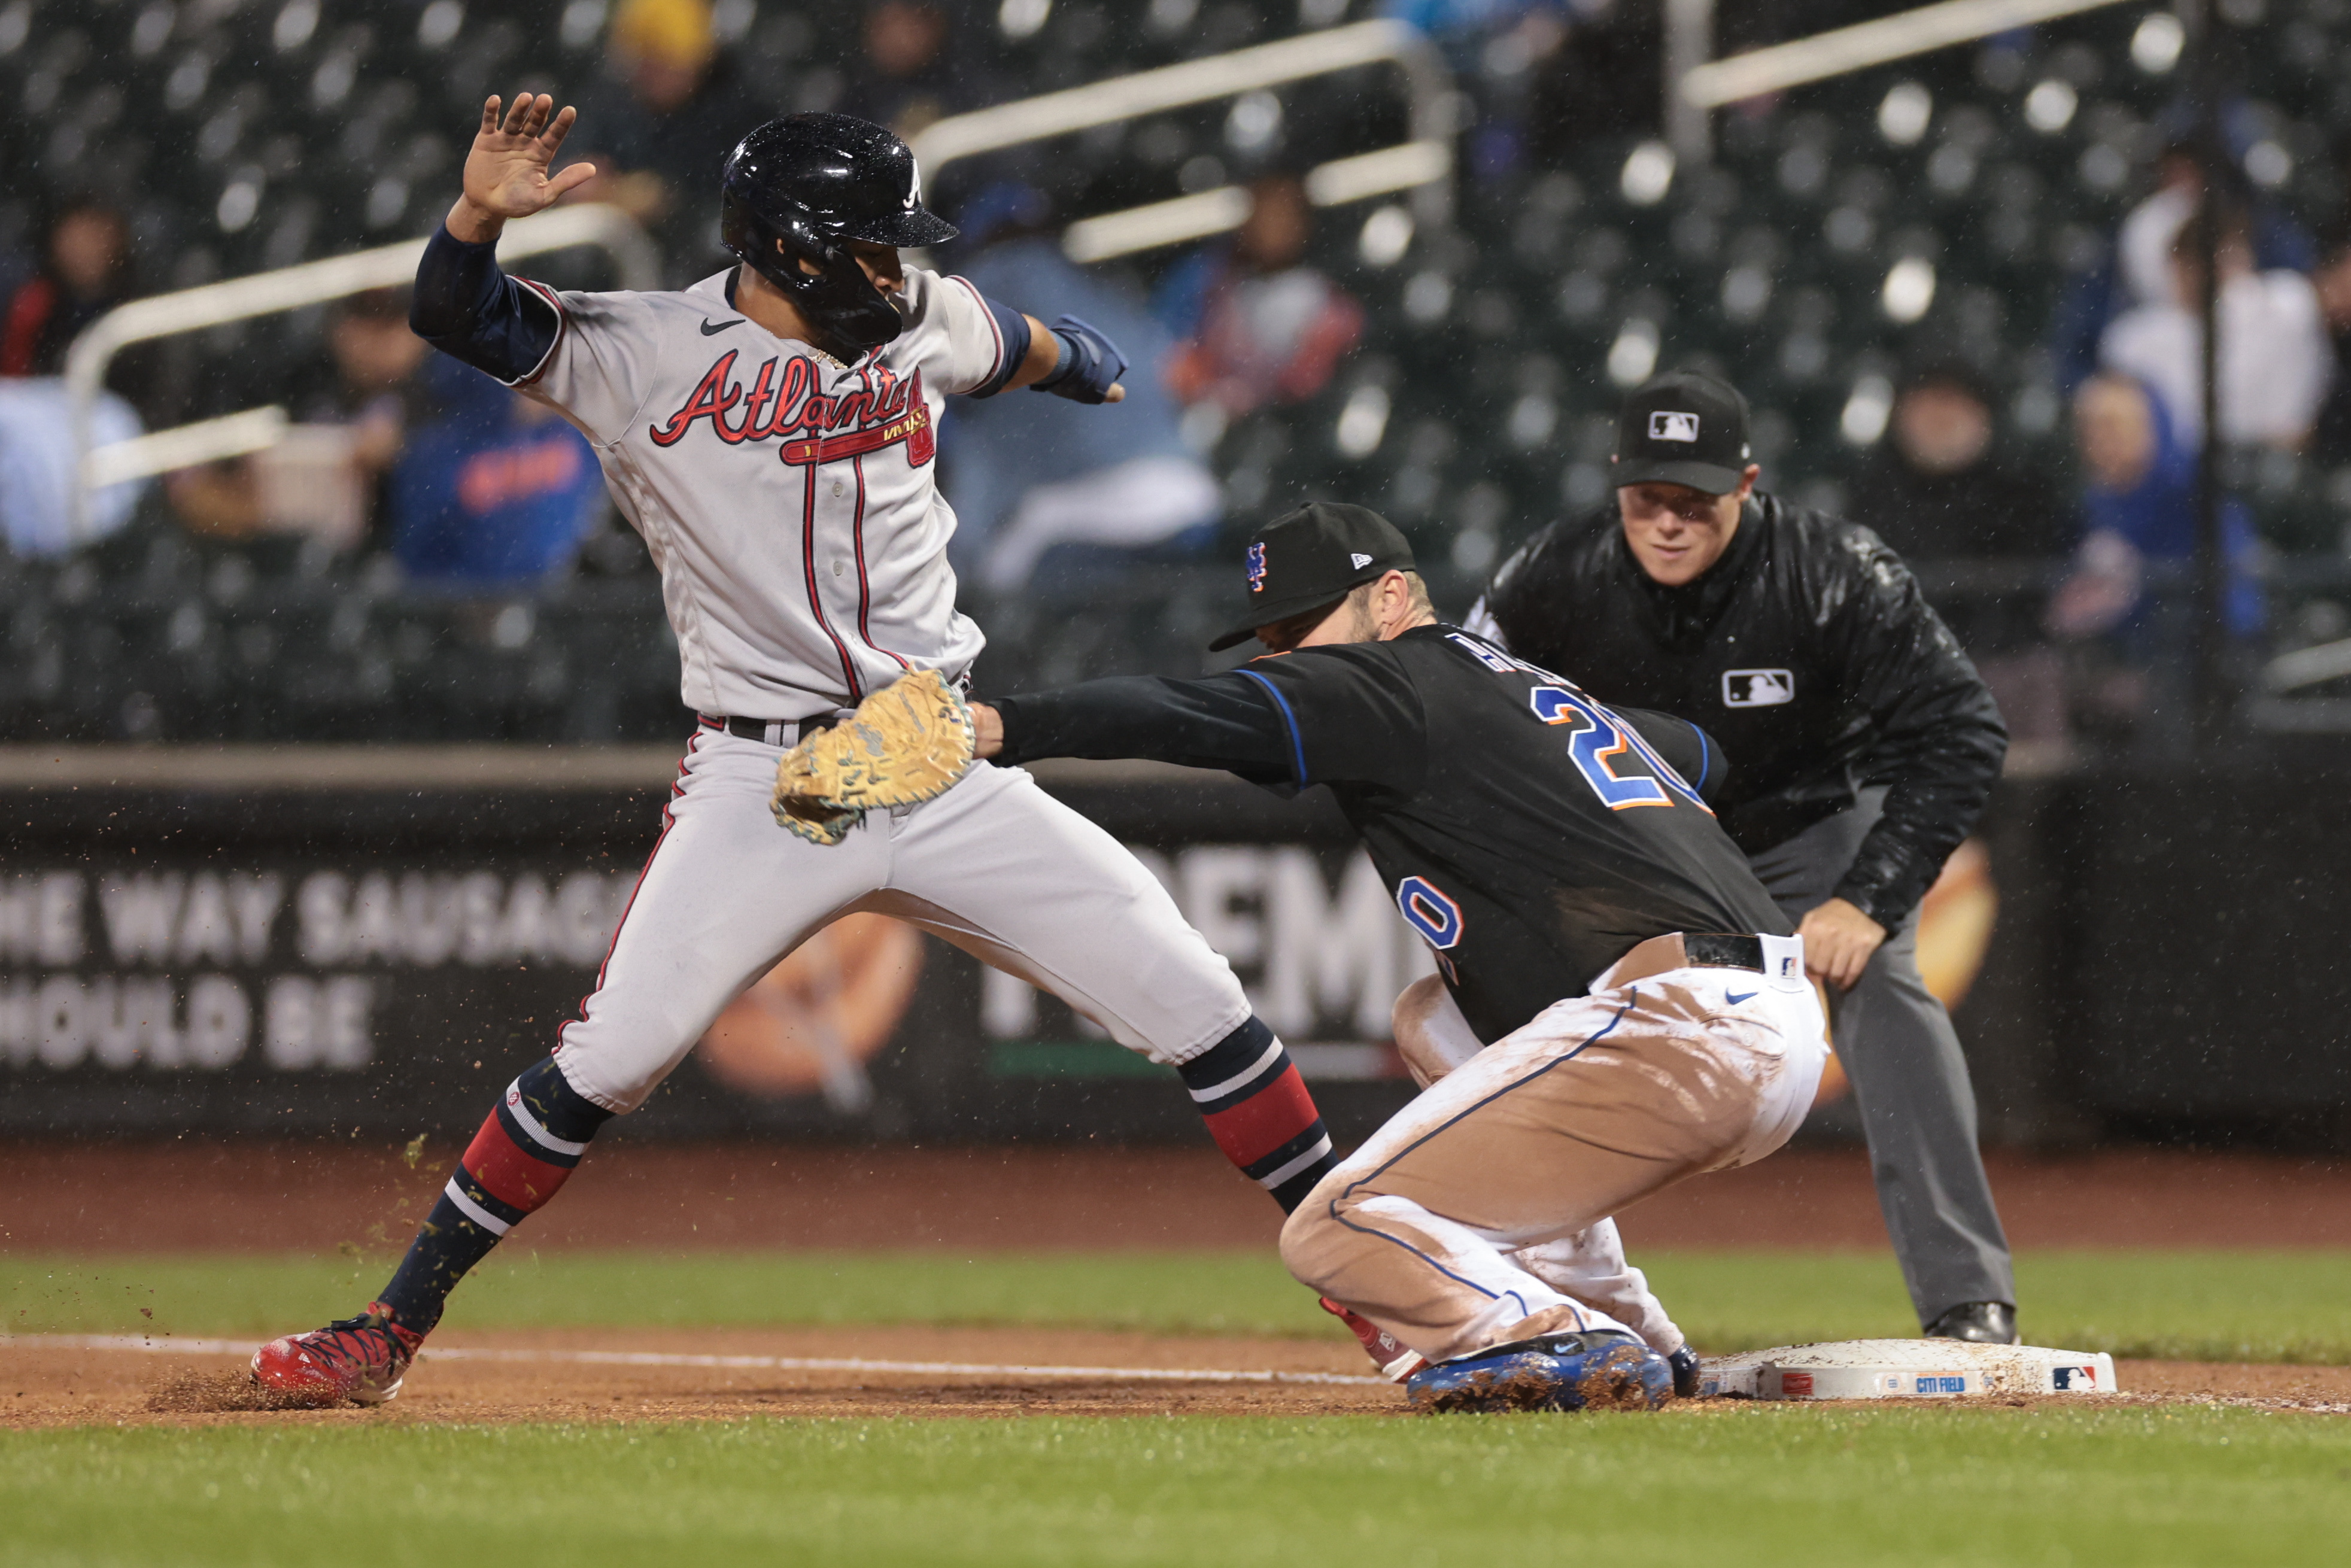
[1473,492,2007,928]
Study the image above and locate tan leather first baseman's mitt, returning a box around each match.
[770,669,976,845]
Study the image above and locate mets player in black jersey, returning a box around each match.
[972,503,1830,1411]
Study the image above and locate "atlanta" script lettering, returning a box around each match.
[646,353,934,467]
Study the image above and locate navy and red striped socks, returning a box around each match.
[1179,1017,1339,1213]
[373,1055,612,1339]
[369,1018,1336,1341]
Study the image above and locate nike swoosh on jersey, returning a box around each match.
[700,318,745,335]
[1726,990,1757,1005]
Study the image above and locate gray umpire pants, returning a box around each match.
[1745,789,2016,1325]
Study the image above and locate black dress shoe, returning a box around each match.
[1922,1301,2018,1344]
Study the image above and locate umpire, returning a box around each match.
[1471,370,2018,1344]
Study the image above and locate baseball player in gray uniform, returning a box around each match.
[250,97,1344,1406]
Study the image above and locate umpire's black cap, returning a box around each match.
[1207,502,1416,652]
[1611,371,1754,496]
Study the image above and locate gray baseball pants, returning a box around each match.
[1746,789,2016,1325]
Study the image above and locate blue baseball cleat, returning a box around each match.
[1405,1329,1675,1414]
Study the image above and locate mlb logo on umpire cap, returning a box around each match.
[1723,668,1795,707]
[1648,411,1701,442]
[1247,542,1268,592]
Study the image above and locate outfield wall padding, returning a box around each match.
[0,750,2338,1148]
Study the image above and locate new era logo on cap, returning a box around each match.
[1648,411,1701,442]
[1350,552,1374,569]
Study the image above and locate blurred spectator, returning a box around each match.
[842,1,976,139]
[572,0,774,279]
[1848,364,2066,743]
[1,200,132,379]
[0,379,144,558]
[943,189,1219,592]
[2051,375,2262,750]
[0,200,148,557]
[2054,143,2318,394]
[2099,206,2334,452]
[169,292,601,588]
[2305,142,2351,466]
[1155,175,1363,416]
[1849,365,2057,561]
[390,358,604,589]
[169,290,432,551]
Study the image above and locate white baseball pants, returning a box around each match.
[552,728,1254,1112]
[1280,935,1828,1365]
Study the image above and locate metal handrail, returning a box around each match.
[63,202,659,542]
[910,17,1455,243]
[1679,0,2133,109]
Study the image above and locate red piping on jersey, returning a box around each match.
[510,278,569,388]
[849,454,912,674]
[801,461,865,701]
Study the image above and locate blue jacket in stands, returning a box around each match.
[390,358,602,587]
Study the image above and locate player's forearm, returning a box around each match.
[992,675,1292,779]
[1002,313,1060,390]
[410,223,560,384]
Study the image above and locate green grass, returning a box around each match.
[10,1248,2351,1365]
[4,1406,2349,1567]
[10,1249,2351,1563]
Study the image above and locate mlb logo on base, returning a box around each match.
[1723,669,1795,707]
[1648,410,1701,442]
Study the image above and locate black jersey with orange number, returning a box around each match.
[991,622,1790,1043]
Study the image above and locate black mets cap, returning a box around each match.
[1611,370,1754,496]
[1207,502,1417,652]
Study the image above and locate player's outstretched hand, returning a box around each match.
[449,92,595,242]
[1797,897,1887,991]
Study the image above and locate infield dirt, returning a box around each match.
[7,1328,2351,1429]
[8,1139,2351,1430]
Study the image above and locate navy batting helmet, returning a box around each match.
[719,114,959,353]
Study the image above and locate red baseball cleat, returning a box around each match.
[249,1304,423,1407]
[1320,1296,1428,1381]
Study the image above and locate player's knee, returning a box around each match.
[1277,1186,1347,1293]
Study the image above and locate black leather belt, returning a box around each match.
[697,713,841,746]
[1684,933,1768,973]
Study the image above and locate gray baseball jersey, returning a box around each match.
[512,266,1006,718]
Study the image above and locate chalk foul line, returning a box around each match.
[1,1334,1390,1388]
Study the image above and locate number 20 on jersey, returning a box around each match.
[1528,686,1711,814]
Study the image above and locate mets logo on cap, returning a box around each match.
[1247,541,1268,592]
[1648,411,1701,442]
